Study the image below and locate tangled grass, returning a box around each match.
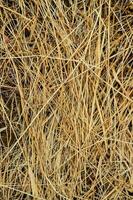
[0,0,133,199]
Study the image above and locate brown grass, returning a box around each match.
[0,0,133,199]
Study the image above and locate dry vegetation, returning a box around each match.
[0,0,133,199]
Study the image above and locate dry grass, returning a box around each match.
[0,0,133,199]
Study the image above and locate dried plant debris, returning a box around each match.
[0,0,133,199]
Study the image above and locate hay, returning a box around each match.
[0,0,133,199]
